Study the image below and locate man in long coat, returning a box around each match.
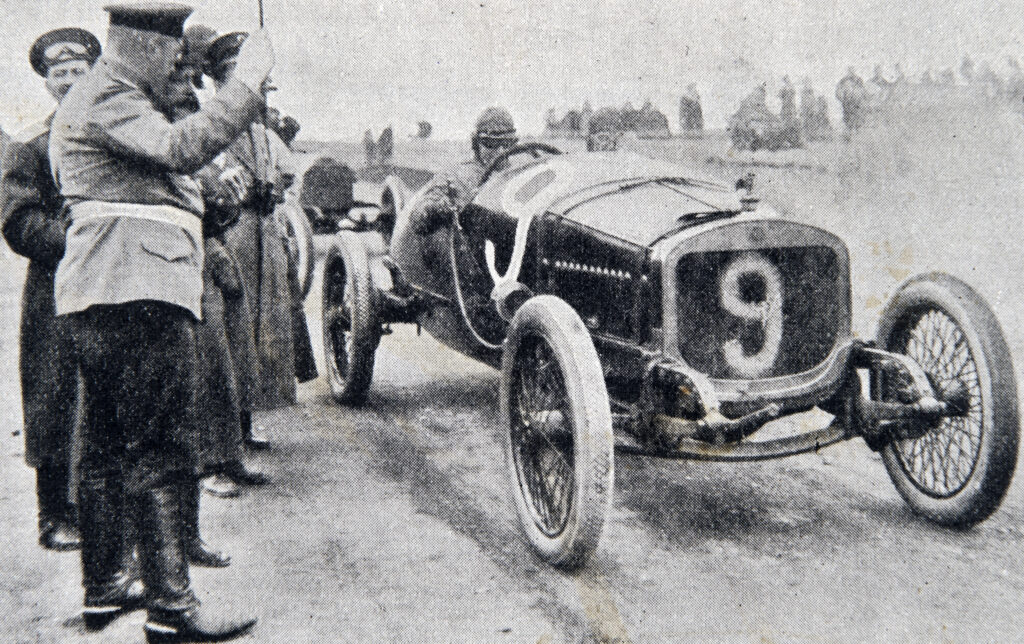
[0,27,101,551]
[205,33,297,427]
[184,28,269,491]
[155,26,242,564]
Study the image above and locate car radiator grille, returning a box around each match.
[676,246,842,379]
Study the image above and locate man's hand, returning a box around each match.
[233,29,275,96]
[207,243,243,299]
[217,166,250,204]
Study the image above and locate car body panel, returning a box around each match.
[381,150,854,413]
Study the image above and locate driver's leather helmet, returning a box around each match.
[472,107,518,161]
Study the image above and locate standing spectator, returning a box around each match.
[836,67,867,132]
[1006,58,1024,110]
[799,79,816,139]
[49,3,272,639]
[679,84,703,134]
[363,129,377,167]
[813,96,834,141]
[587,107,623,151]
[869,64,891,103]
[960,55,975,84]
[204,32,298,446]
[262,107,317,386]
[166,24,267,519]
[779,75,798,125]
[0,27,101,553]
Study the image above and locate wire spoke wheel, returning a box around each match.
[511,334,575,536]
[501,296,613,569]
[888,309,982,497]
[876,274,1018,527]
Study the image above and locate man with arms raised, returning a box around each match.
[49,3,274,641]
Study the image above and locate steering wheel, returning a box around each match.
[478,142,562,186]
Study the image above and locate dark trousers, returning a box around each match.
[36,460,75,527]
[69,301,200,611]
[70,302,199,493]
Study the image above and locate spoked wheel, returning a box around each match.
[321,232,380,405]
[501,296,613,569]
[876,273,1019,527]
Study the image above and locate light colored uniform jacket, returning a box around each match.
[49,57,262,319]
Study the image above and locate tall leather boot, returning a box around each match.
[37,462,81,551]
[241,410,270,451]
[79,477,144,630]
[141,484,256,643]
[120,493,141,583]
[180,479,230,568]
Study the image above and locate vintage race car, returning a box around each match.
[320,143,1019,569]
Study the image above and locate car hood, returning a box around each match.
[473,151,745,247]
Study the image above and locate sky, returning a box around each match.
[2,0,1024,139]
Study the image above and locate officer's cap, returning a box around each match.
[30,27,101,77]
[104,2,194,39]
[205,31,247,77]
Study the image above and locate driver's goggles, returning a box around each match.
[479,136,518,149]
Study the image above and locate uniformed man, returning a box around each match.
[155,25,237,566]
[49,4,273,640]
[264,109,319,386]
[199,32,299,450]
[0,27,101,552]
[411,106,518,236]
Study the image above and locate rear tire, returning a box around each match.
[876,273,1019,527]
[322,232,380,405]
[501,296,613,569]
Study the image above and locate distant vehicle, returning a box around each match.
[320,146,1019,569]
[729,109,802,151]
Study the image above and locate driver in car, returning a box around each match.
[411,107,518,235]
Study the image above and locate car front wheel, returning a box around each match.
[500,296,614,569]
[876,273,1019,527]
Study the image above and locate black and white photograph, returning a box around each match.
[2,1,1024,642]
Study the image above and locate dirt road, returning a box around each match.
[7,108,1024,641]
[2,248,1023,643]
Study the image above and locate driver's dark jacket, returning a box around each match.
[411,160,484,235]
[0,114,78,468]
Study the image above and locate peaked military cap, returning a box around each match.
[104,2,194,38]
[205,31,248,76]
[29,27,101,77]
